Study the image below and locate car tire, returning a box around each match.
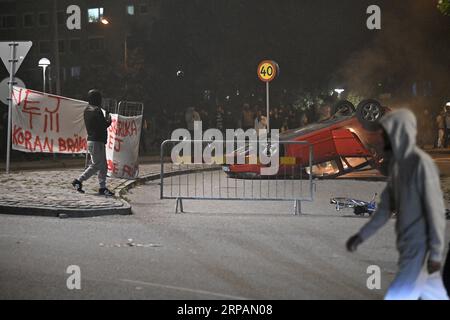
[356,99,384,131]
[332,100,355,116]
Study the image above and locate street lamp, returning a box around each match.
[100,18,126,69]
[100,17,129,96]
[38,58,51,93]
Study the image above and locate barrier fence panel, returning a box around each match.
[102,98,118,114]
[160,139,315,215]
[117,101,144,117]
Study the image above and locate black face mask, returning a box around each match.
[379,129,393,176]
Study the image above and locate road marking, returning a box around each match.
[120,279,248,300]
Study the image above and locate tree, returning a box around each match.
[438,0,450,16]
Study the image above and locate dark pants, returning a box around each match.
[443,245,450,296]
[445,129,450,147]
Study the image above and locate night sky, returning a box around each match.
[146,0,450,107]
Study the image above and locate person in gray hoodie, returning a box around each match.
[346,109,448,300]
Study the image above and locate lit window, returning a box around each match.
[127,5,135,15]
[71,66,81,79]
[88,7,104,23]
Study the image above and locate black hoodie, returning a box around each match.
[83,90,111,144]
[84,105,111,143]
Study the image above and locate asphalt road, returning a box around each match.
[1,173,449,300]
[338,153,450,180]
[433,154,450,177]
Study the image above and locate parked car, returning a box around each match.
[222,99,388,178]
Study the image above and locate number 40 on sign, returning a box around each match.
[257,60,279,83]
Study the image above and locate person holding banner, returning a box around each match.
[72,89,115,196]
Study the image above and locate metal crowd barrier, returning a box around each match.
[117,101,144,117]
[160,139,315,215]
[102,98,118,114]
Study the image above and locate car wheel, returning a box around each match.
[332,100,355,116]
[356,99,384,131]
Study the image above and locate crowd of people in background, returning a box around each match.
[435,102,450,149]
[138,101,322,154]
[2,98,450,158]
[137,99,450,155]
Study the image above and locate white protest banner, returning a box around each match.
[11,86,88,153]
[106,114,142,179]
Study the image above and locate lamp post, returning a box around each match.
[101,17,128,94]
[38,58,51,93]
[334,88,345,99]
[101,18,127,69]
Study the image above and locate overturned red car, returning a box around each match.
[222,99,388,178]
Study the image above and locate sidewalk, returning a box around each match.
[0,154,162,171]
[0,163,163,218]
[422,146,450,155]
[0,155,209,218]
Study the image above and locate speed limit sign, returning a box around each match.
[257,60,279,82]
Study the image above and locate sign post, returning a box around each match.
[6,42,17,174]
[257,60,279,132]
[0,41,32,173]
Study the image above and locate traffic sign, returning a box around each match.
[0,77,25,105]
[0,41,32,76]
[257,60,279,82]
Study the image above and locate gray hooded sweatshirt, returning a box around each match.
[358,109,446,263]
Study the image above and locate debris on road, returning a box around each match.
[330,193,377,216]
[99,240,162,248]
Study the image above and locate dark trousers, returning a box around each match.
[443,245,450,296]
[445,129,450,147]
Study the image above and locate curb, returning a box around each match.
[0,199,132,218]
[0,166,220,219]
[118,167,221,196]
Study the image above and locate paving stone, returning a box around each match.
[0,163,210,217]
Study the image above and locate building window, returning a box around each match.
[70,39,81,53]
[88,37,104,51]
[61,67,67,82]
[71,66,81,79]
[23,13,34,28]
[58,40,65,54]
[91,65,104,75]
[39,41,51,54]
[140,4,149,14]
[88,7,104,23]
[0,15,17,29]
[57,11,65,25]
[39,12,49,26]
[126,5,135,15]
